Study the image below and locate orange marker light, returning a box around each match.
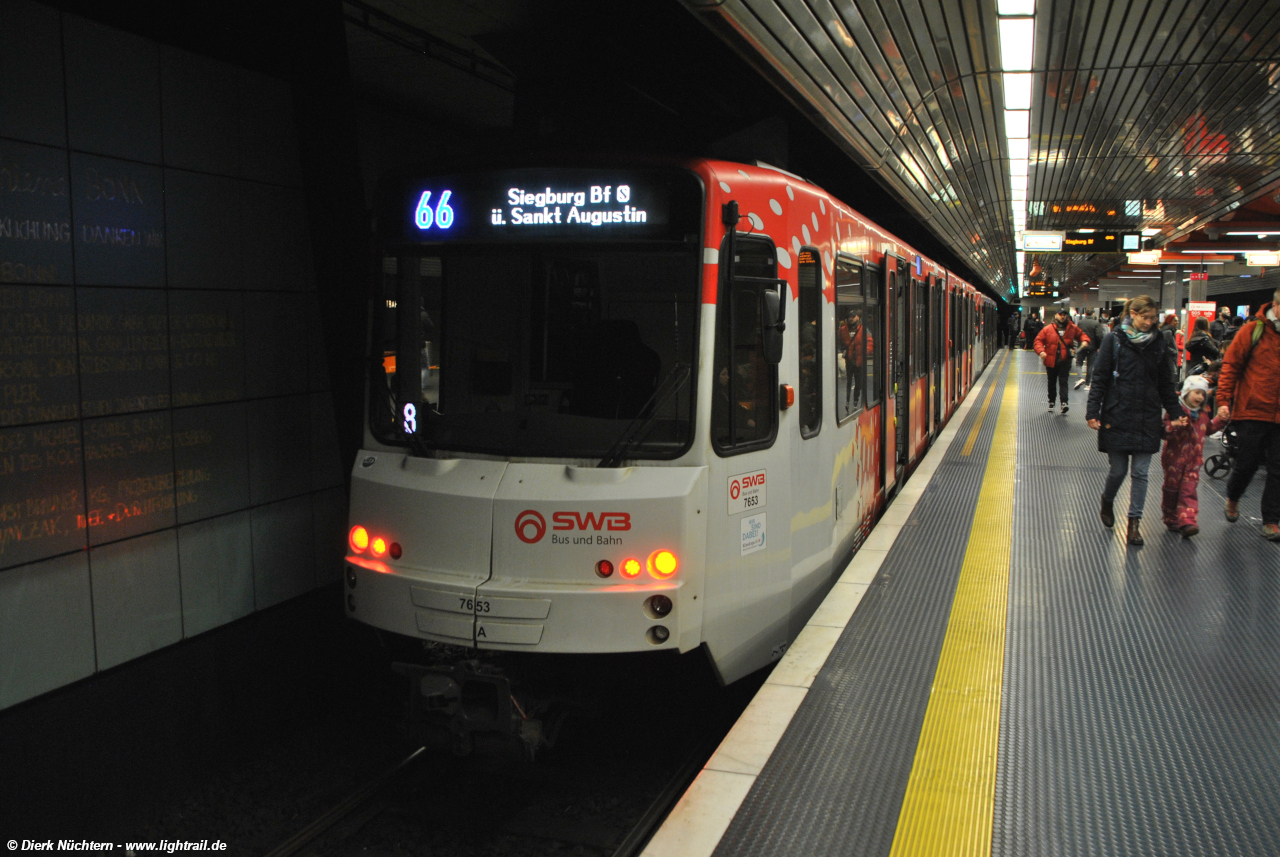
[647,549,678,579]
[371,537,388,557]
[349,526,369,553]
[620,558,642,580]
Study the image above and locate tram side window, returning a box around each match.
[797,247,822,438]
[914,278,927,379]
[712,235,778,454]
[834,255,865,421]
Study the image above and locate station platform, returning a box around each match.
[646,349,1280,857]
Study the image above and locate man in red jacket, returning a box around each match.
[1216,292,1280,539]
[1035,307,1091,414]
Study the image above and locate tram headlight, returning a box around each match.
[349,526,369,553]
[647,549,678,580]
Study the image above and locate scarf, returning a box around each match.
[1120,320,1157,347]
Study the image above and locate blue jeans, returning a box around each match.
[1104,452,1152,518]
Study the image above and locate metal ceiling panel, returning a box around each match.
[683,0,1280,299]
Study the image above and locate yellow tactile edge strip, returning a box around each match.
[887,358,1018,857]
[641,353,1014,857]
[961,350,1009,456]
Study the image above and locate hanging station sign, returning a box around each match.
[1022,231,1065,252]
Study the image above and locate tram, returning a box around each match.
[343,158,996,736]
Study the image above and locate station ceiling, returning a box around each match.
[681,0,1280,302]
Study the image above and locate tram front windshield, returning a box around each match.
[373,246,699,460]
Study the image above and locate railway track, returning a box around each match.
[262,733,716,857]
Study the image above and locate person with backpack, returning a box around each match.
[1074,308,1108,390]
[1022,312,1044,351]
[1035,307,1090,413]
[1221,315,1244,346]
[1160,375,1227,538]
[1087,295,1187,546]
[1184,316,1220,372]
[1216,291,1280,540]
[1210,306,1232,342]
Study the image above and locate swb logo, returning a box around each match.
[514,510,547,544]
[514,510,631,544]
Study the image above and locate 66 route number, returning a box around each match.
[460,597,491,614]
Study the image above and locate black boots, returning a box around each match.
[1100,495,1115,528]
[1126,517,1144,546]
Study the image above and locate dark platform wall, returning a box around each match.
[0,0,350,710]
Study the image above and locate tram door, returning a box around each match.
[891,258,909,482]
[931,276,943,430]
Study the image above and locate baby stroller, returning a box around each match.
[1204,422,1239,478]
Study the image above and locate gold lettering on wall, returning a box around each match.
[0,287,79,427]
[0,422,82,559]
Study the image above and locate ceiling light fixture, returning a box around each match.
[998,18,1035,70]
[1003,73,1032,109]
[998,3,1036,296]
[1004,109,1030,138]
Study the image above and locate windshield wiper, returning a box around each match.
[597,362,691,468]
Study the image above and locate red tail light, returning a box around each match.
[620,557,642,580]
[349,526,369,553]
[371,537,388,558]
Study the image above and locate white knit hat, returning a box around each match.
[1181,375,1211,397]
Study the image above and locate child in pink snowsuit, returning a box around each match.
[1161,375,1227,537]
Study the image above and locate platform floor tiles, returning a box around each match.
[646,349,1280,857]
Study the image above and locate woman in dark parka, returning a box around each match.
[1087,295,1187,545]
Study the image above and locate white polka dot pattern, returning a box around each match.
[786,185,795,200]
[819,199,826,214]
[776,247,792,269]
[792,236,802,255]
[802,225,811,244]
[738,169,751,179]
[719,181,731,193]
[748,212,764,230]
[811,213,820,232]
[769,199,783,215]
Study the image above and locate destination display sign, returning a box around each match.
[1061,232,1141,252]
[1023,279,1056,297]
[392,168,702,244]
